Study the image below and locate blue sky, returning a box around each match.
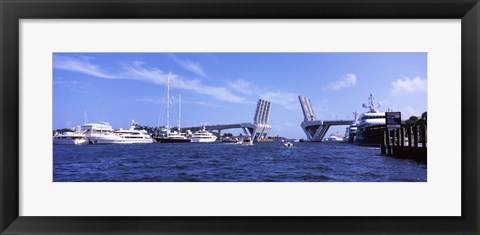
[53,53,427,138]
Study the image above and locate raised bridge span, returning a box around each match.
[299,95,353,142]
[183,99,272,141]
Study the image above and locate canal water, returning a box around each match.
[53,141,427,182]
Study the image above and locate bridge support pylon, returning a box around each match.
[298,95,353,142]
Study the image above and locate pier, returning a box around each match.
[183,99,272,141]
[298,95,353,141]
[381,124,427,162]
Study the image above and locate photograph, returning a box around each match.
[2,0,478,233]
[53,52,427,182]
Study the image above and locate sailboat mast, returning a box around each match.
[84,109,88,124]
[166,73,170,129]
[178,93,181,132]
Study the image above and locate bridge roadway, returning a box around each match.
[182,122,271,141]
[300,119,354,142]
[183,99,272,142]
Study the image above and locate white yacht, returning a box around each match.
[190,125,217,143]
[354,93,386,146]
[113,121,155,144]
[155,128,191,143]
[326,132,344,142]
[345,111,359,143]
[83,121,153,144]
[53,126,89,145]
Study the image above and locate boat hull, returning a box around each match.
[354,124,385,146]
[190,138,217,143]
[155,137,191,143]
[88,135,154,144]
[53,137,89,145]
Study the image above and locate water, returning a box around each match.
[53,142,427,182]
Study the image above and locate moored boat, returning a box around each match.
[326,132,344,142]
[53,126,89,145]
[190,125,217,143]
[354,93,386,146]
[84,121,153,144]
[154,74,191,143]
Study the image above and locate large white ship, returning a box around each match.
[190,125,217,143]
[83,121,154,144]
[344,111,359,143]
[354,93,386,146]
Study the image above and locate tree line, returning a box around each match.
[405,111,427,127]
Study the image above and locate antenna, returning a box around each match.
[363,93,381,113]
[101,101,104,123]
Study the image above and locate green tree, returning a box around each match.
[222,133,233,138]
[53,128,74,135]
[405,116,419,126]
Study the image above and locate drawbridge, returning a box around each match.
[184,99,272,141]
[298,95,353,142]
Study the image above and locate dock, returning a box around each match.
[381,124,427,162]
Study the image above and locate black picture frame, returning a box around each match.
[1,0,479,234]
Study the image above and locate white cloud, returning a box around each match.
[170,54,208,78]
[192,101,222,108]
[391,76,427,96]
[138,98,164,105]
[260,91,300,111]
[54,55,119,79]
[325,73,357,90]
[53,55,307,111]
[122,63,249,104]
[54,56,248,104]
[228,79,256,95]
[53,77,90,93]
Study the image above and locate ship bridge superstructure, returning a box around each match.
[299,95,353,142]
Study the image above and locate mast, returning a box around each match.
[178,93,182,132]
[166,73,170,129]
[84,109,88,124]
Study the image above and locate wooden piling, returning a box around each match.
[407,126,412,148]
[413,125,418,148]
[380,125,426,163]
[386,129,391,156]
[400,127,405,147]
[420,125,427,149]
[381,130,387,155]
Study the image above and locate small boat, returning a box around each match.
[326,132,344,142]
[284,141,293,147]
[53,126,89,145]
[221,137,238,143]
[242,135,253,146]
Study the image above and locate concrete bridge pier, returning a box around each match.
[299,95,353,141]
